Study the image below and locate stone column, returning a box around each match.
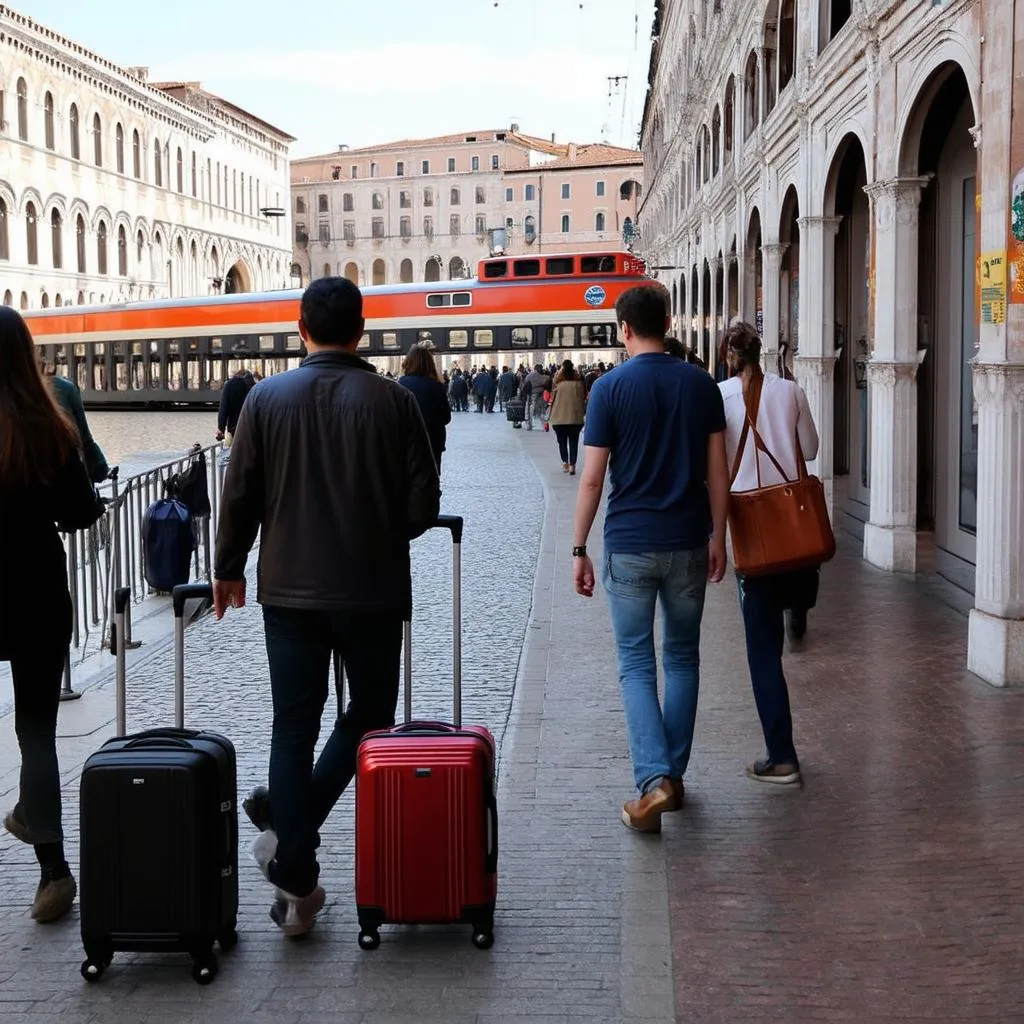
[696,261,705,358]
[722,254,734,327]
[760,243,786,370]
[861,177,930,572]
[967,363,1024,686]
[709,257,721,359]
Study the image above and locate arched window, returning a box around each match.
[712,107,721,176]
[16,78,27,141]
[322,262,331,278]
[191,152,197,197]
[176,148,184,192]
[44,92,55,150]
[76,215,86,273]
[51,209,62,268]
[25,202,38,265]
[779,0,796,92]
[560,214,570,233]
[450,187,460,206]
[724,76,736,160]
[0,199,8,261]
[744,51,760,137]
[69,103,80,159]
[2,290,10,305]
[153,138,163,186]
[55,294,62,307]
[92,113,102,166]
[623,217,634,245]
[20,292,29,310]
[400,258,413,283]
[524,215,537,243]
[137,230,144,265]
[240,173,245,214]
[115,123,125,173]
[97,221,108,275]
[117,225,127,276]
[595,212,606,232]
[41,292,49,309]
[132,129,141,178]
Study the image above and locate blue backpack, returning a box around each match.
[142,498,195,592]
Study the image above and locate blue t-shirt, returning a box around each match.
[584,354,726,554]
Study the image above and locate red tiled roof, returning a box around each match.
[151,82,296,142]
[505,142,643,172]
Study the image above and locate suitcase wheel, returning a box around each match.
[358,929,381,951]
[191,953,218,985]
[80,958,105,983]
[472,929,495,950]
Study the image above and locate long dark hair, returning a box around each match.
[402,342,440,381]
[554,359,578,384]
[723,320,763,376]
[0,307,78,489]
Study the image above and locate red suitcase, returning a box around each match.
[354,515,497,951]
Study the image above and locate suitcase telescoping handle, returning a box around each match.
[403,514,464,728]
[114,586,131,737]
[172,583,214,730]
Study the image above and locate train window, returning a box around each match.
[188,339,200,351]
[427,293,452,307]
[211,337,223,351]
[286,334,302,351]
[452,292,471,307]
[546,326,576,347]
[580,325,615,346]
[473,329,493,347]
[449,330,468,349]
[74,343,86,357]
[483,261,507,279]
[510,328,533,347]
[259,334,275,352]
[168,340,180,353]
[382,332,398,348]
[357,333,370,350]
[581,255,616,273]
[513,260,540,277]
[545,257,574,275]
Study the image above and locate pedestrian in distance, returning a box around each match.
[0,307,107,923]
[399,342,452,476]
[547,359,587,475]
[212,277,440,937]
[572,286,730,834]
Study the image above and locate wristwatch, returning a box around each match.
[572,545,587,558]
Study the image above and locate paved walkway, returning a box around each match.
[1,412,1022,1022]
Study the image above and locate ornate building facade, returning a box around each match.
[0,4,294,310]
[640,0,1022,686]
[290,129,642,285]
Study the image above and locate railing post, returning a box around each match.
[60,531,82,703]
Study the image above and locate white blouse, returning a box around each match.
[719,374,820,493]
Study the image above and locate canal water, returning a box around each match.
[88,411,219,477]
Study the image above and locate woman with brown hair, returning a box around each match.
[398,342,451,475]
[0,307,106,922]
[548,359,587,475]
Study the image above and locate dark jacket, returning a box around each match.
[218,372,255,434]
[214,350,440,618]
[498,371,517,399]
[398,374,452,466]
[51,376,109,482]
[0,452,106,658]
[473,372,496,398]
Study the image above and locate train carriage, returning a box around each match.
[22,251,648,409]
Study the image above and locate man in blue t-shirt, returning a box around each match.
[572,285,729,834]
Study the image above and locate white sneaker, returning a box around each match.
[251,829,278,881]
[269,885,326,937]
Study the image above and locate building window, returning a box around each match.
[295,221,307,244]
[0,198,8,261]
[505,187,514,202]
[116,123,125,173]
[154,138,163,186]
[370,161,378,177]
[595,212,606,232]
[44,92,55,150]
[319,221,330,243]
[25,202,38,265]
[561,214,570,233]
[744,51,760,137]
[93,113,102,166]
[191,152,198,196]
[424,216,434,242]
[96,221,108,275]
[296,197,306,214]
[475,186,485,204]
[475,215,486,237]
[117,225,127,276]
[450,187,460,206]
[50,209,62,268]
[524,215,537,243]
[400,191,411,208]
[561,183,571,200]
[16,78,27,142]
[450,215,461,238]
[136,230,144,264]
[176,147,184,192]
[232,169,237,209]
[132,128,141,177]
[372,217,384,238]
[491,154,499,170]
[372,192,384,210]
[318,194,329,213]
[69,103,80,159]
[397,161,405,176]
[76,215,86,272]
[448,157,456,172]
[596,180,605,197]
[350,164,358,179]
[343,193,353,212]
[471,156,479,171]
[525,184,536,201]
[343,221,355,241]
[424,188,434,206]
[421,160,430,174]
[400,216,411,238]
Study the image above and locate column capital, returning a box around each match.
[863,176,932,228]
[797,215,843,236]
[794,354,838,375]
[710,256,723,271]
[972,360,1024,406]
[866,359,919,387]
[761,242,788,264]
[724,251,738,267]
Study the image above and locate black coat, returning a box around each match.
[398,374,452,465]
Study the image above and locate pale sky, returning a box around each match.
[19,0,656,157]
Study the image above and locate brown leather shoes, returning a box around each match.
[621,778,682,833]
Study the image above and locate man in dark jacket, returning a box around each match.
[497,366,517,411]
[212,277,440,936]
[215,369,255,445]
[51,376,109,482]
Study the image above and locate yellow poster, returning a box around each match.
[980,251,1007,325]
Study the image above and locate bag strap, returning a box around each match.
[729,374,795,488]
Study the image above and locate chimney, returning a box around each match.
[551,133,556,143]
[510,122,519,133]
[568,142,578,161]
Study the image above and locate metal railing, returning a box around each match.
[59,441,229,700]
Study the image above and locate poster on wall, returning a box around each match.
[1009,1,1024,308]
[755,287,764,336]
[980,251,1007,325]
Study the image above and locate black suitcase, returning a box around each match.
[506,397,525,425]
[79,583,238,986]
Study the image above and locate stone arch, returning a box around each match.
[343,261,359,285]
[372,258,387,286]
[823,131,869,218]
[68,198,91,227]
[19,186,43,217]
[448,256,467,280]
[779,184,800,244]
[400,258,414,283]
[425,256,442,282]
[746,204,763,252]
[42,192,67,219]
[91,205,113,232]
[896,44,980,178]
[225,258,253,294]
[132,216,151,245]
[112,210,132,239]
[0,179,16,212]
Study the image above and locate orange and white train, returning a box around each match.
[23,251,649,408]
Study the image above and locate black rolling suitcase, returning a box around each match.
[505,396,525,427]
[79,583,238,986]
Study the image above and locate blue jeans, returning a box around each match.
[603,548,709,793]
[736,573,798,765]
[262,606,402,897]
